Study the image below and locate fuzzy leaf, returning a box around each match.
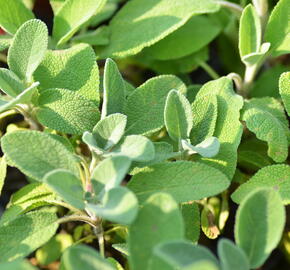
[124,75,186,135]
[128,193,184,270]
[8,20,48,82]
[164,90,193,142]
[232,164,290,205]
[195,77,243,179]
[36,88,100,135]
[44,169,84,209]
[218,239,250,270]
[265,0,290,55]
[91,156,131,195]
[144,15,221,61]
[235,188,286,268]
[241,97,289,162]
[86,187,138,225]
[0,210,58,262]
[1,130,79,181]
[92,113,127,150]
[190,94,218,145]
[128,161,229,203]
[181,203,200,243]
[109,135,155,162]
[181,137,220,158]
[100,0,220,58]
[53,0,107,45]
[149,240,219,270]
[239,4,261,60]
[61,244,115,270]
[0,0,34,34]
[0,68,25,97]
[279,72,290,116]
[34,43,99,102]
[102,58,126,118]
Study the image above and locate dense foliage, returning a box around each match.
[0,0,289,269]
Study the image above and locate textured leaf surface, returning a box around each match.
[53,0,107,45]
[218,239,250,270]
[1,130,79,181]
[144,15,221,60]
[0,0,34,34]
[100,0,219,58]
[195,77,243,179]
[265,0,290,55]
[235,188,285,268]
[239,4,261,58]
[181,203,200,243]
[61,245,115,270]
[124,75,186,135]
[128,193,184,270]
[164,90,193,142]
[149,240,219,270]
[0,68,25,97]
[34,44,99,102]
[86,187,138,225]
[102,58,125,118]
[91,156,131,195]
[8,20,48,81]
[232,164,290,204]
[0,210,58,262]
[44,169,84,209]
[242,97,289,162]
[37,88,100,135]
[128,161,229,203]
[110,135,155,162]
[279,72,290,116]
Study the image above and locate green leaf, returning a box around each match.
[194,77,243,179]
[181,137,220,158]
[149,240,219,270]
[1,130,79,181]
[72,26,110,46]
[8,19,48,82]
[0,210,58,262]
[279,72,290,116]
[164,90,193,142]
[0,0,34,34]
[36,233,73,266]
[0,260,37,270]
[44,169,84,210]
[181,203,200,243]
[109,135,155,162]
[0,82,39,113]
[241,97,289,163]
[61,244,115,270]
[0,68,25,97]
[0,157,7,196]
[112,243,129,256]
[36,88,100,135]
[92,113,127,150]
[265,0,290,55]
[190,94,218,145]
[100,0,220,58]
[34,43,99,102]
[53,0,107,46]
[91,156,131,195]
[128,161,229,203]
[232,164,290,205]
[102,58,126,118]
[143,15,221,61]
[86,186,138,225]
[235,188,286,268]
[217,239,250,270]
[124,75,186,135]
[0,35,12,52]
[239,4,261,60]
[128,193,184,270]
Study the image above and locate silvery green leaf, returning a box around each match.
[0,68,25,97]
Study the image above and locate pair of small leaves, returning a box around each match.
[164,90,220,158]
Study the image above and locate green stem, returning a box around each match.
[216,1,243,16]
[0,109,18,119]
[199,62,220,80]
[94,223,105,258]
[242,64,258,97]
[58,214,98,227]
[227,73,243,95]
